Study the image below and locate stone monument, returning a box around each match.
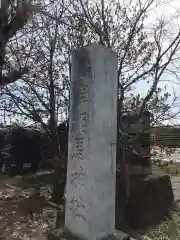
[48,43,131,240]
[65,43,117,240]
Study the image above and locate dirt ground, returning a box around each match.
[2,170,180,240]
[0,173,64,240]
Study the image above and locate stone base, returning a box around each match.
[47,229,130,240]
[116,174,174,229]
[128,165,152,176]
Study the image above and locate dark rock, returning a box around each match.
[116,174,174,229]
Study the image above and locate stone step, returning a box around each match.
[115,231,130,240]
[48,229,134,240]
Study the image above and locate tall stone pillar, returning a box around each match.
[65,43,118,240]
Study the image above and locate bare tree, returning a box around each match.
[0,0,71,210]
[0,1,69,147]
[2,0,180,215]
[65,0,180,221]
[0,0,72,86]
[0,0,31,85]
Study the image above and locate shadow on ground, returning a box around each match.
[0,172,64,240]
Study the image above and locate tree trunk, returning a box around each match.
[51,163,66,204]
[49,122,66,205]
[48,43,66,206]
[49,110,66,205]
[116,87,130,223]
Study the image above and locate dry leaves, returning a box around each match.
[0,181,61,240]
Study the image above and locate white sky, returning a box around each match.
[132,0,180,125]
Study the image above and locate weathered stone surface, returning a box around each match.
[65,43,118,240]
[116,174,174,229]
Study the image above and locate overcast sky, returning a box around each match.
[131,0,180,125]
[2,0,180,126]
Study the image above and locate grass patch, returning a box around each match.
[0,171,54,190]
[0,174,23,187]
[153,165,180,177]
[21,173,53,187]
[121,206,180,240]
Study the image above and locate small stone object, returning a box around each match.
[116,174,174,229]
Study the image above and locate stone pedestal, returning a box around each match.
[65,44,118,240]
[48,229,130,240]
